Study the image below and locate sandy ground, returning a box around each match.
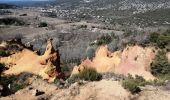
[1,79,170,100]
[0,79,132,100]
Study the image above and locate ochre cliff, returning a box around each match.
[72,45,158,80]
[0,39,63,82]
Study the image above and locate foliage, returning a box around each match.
[151,50,170,76]
[66,74,80,84]
[0,17,25,26]
[0,4,16,9]
[38,22,48,27]
[0,50,8,57]
[78,68,102,81]
[79,25,87,28]
[122,75,147,94]
[0,63,4,69]
[0,73,31,96]
[157,34,170,49]
[10,83,28,93]
[97,34,112,46]
[149,32,159,43]
[61,65,70,72]
[149,31,170,48]
[67,68,102,84]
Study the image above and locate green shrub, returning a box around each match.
[157,34,170,48]
[10,83,28,93]
[66,74,80,84]
[0,73,31,96]
[97,34,112,46]
[61,65,70,72]
[78,68,102,81]
[148,32,170,48]
[149,32,159,43]
[80,25,87,28]
[0,63,5,73]
[38,22,47,27]
[122,75,147,94]
[0,50,8,56]
[67,68,102,84]
[151,50,170,76]
[0,17,25,26]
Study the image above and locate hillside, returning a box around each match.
[1,39,170,99]
[43,0,170,26]
[0,0,170,100]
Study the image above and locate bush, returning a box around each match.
[66,74,80,85]
[38,22,48,27]
[67,68,102,84]
[157,34,170,48]
[122,75,147,94]
[148,31,170,48]
[0,73,31,96]
[0,17,25,26]
[10,83,28,93]
[151,50,170,76]
[0,63,5,73]
[149,32,159,43]
[0,50,8,57]
[97,34,112,46]
[78,68,102,81]
[61,65,70,72]
[80,25,87,28]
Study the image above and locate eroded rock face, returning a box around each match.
[0,39,63,82]
[72,45,158,80]
[167,52,170,63]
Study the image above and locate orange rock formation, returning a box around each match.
[0,39,63,82]
[72,45,157,80]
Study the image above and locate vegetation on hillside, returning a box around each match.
[0,50,8,57]
[122,75,147,94]
[0,17,25,26]
[96,34,113,46]
[38,22,48,27]
[0,73,31,96]
[67,68,102,84]
[148,31,170,49]
[0,4,16,9]
[151,50,170,79]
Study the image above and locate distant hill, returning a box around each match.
[0,1,55,7]
[47,0,170,26]
[0,4,16,9]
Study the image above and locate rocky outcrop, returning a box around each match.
[0,39,63,82]
[72,45,157,80]
[167,52,170,63]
